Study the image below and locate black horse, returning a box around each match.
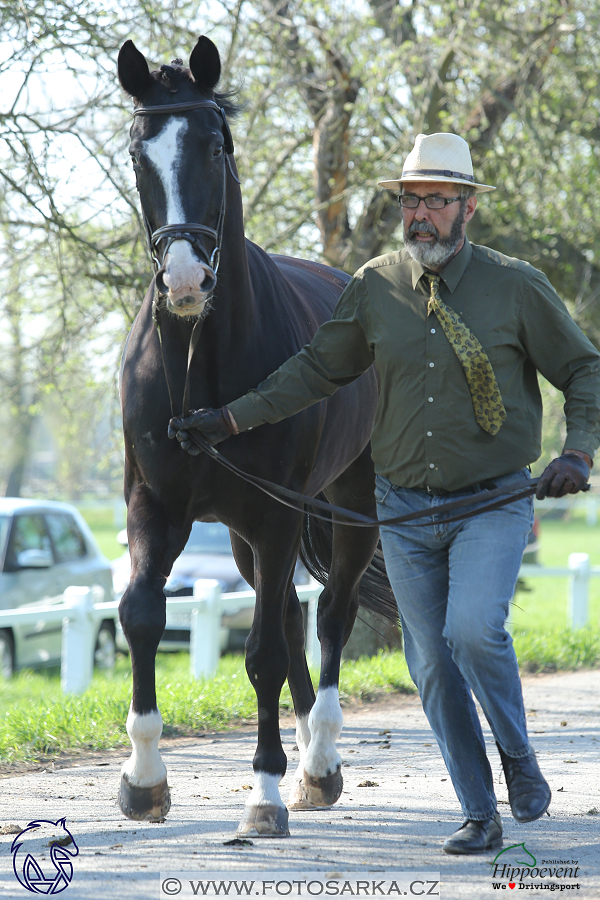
[117,35,394,836]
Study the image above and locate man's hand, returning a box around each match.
[536,452,591,500]
[168,407,239,455]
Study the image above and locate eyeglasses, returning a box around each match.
[398,194,461,209]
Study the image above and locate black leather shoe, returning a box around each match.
[443,812,503,855]
[497,744,551,823]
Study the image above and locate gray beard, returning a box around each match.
[403,201,467,269]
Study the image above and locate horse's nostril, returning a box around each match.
[156,267,168,295]
[201,271,217,293]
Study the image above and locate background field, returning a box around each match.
[1,500,595,765]
[511,506,600,631]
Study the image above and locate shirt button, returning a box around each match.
[428,397,434,402]
[429,362,434,368]
[427,431,433,437]
[429,463,435,469]
[431,328,436,334]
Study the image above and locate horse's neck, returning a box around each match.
[207,172,258,341]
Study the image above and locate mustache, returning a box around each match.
[407,220,440,240]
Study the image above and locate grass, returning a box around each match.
[2,502,595,765]
[511,507,600,631]
[76,504,124,561]
[0,652,415,765]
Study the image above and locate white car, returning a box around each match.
[0,498,116,678]
[112,520,310,653]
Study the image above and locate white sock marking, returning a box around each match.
[121,707,167,788]
[304,686,343,778]
[246,771,285,809]
[291,713,311,786]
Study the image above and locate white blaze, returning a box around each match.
[145,118,211,312]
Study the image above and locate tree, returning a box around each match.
[2,0,599,494]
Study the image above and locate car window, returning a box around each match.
[184,522,232,555]
[5,514,52,571]
[45,513,88,563]
[0,515,9,563]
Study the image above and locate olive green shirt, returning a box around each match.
[228,239,600,491]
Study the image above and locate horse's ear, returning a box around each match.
[118,40,152,99]
[189,36,221,91]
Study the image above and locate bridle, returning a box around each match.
[131,97,242,419]
[128,98,581,532]
[132,99,240,289]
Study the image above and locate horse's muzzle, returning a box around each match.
[156,265,217,316]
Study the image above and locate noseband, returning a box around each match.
[132,99,240,289]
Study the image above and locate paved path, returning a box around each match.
[0,669,598,899]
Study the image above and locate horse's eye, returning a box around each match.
[213,145,224,157]
[130,153,141,170]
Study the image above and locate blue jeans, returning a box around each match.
[375,469,534,820]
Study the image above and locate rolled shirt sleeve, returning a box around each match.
[227,275,375,432]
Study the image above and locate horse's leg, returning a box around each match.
[284,584,317,808]
[117,482,188,822]
[298,448,380,808]
[231,511,304,837]
[230,533,317,814]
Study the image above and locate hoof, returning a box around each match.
[236,804,290,837]
[300,765,343,807]
[287,779,325,809]
[287,778,316,810]
[118,773,171,822]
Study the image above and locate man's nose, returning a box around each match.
[413,198,433,216]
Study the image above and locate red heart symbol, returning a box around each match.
[509,885,516,890]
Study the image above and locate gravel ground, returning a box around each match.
[0,668,598,900]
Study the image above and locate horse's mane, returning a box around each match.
[149,62,240,117]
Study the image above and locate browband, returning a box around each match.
[133,100,234,154]
[133,100,221,116]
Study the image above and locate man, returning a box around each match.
[169,133,600,853]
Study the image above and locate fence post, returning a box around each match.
[190,580,221,679]
[306,594,321,670]
[61,586,96,694]
[586,496,598,527]
[567,553,590,629]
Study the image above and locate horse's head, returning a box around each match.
[119,36,236,317]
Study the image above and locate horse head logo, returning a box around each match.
[492,841,537,868]
[11,818,79,894]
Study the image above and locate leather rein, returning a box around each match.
[132,99,545,530]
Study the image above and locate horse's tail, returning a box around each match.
[298,495,399,623]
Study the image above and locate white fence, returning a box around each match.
[1,556,598,695]
[0,581,322,695]
[519,553,600,630]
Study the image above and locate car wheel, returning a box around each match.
[94,624,116,670]
[0,630,15,679]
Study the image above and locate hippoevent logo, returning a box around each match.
[490,843,581,891]
[11,818,79,894]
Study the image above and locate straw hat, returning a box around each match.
[378,133,495,193]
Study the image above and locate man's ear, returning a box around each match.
[464,194,477,224]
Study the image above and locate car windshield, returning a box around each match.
[183,522,232,555]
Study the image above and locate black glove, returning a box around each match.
[168,407,238,455]
[536,453,591,500]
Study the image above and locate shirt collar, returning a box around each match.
[411,237,473,293]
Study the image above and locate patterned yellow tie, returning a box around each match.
[426,274,506,436]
